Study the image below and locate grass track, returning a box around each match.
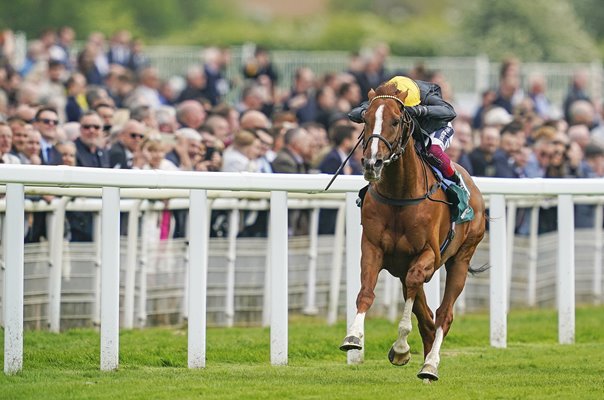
[2,307,604,399]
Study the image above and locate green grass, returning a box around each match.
[2,307,604,399]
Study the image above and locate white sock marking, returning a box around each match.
[348,312,366,339]
[424,326,444,368]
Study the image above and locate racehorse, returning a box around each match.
[339,81,486,381]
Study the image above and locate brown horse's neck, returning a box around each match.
[375,138,426,200]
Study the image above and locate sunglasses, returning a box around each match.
[82,124,102,130]
[39,118,59,125]
[129,132,145,139]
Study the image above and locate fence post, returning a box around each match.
[303,207,320,315]
[225,209,239,327]
[188,189,208,368]
[48,196,69,333]
[593,204,603,305]
[345,192,363,364]
[3,183,24,375]
[527,206,539,307]
[557,194,575,344]
[490,194,507,348]
[100,187,120,371]
[270,191,288,366]
[124,200,141,329]
[327,203,345,325]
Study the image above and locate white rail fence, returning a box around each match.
[1,165,604,374]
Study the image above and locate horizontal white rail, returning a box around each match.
[2,165,604,374]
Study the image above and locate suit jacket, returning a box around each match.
[271,148,308,174]
[75,137,110,168]
[319,147,362,175]
[40,145,63,165]
[108,141,133,169]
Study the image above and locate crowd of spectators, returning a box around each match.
[2,27,604,240]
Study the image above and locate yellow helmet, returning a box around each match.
[387,76,421,106]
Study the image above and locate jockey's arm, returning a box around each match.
[407,95,456,122]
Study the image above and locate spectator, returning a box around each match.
[7,117,29,161]
[283,67,317,124]
[155,105,179,133]
[242,45,279,93]
[0,121,20,163]
[221,129,261,172]
[56,140,76,166]
[271,127,312,235]
[176,100,206,130]
[472,88,497,129]
[468,125,500,177]
[236,82,270,116]
[563,69,591,122]
[131,66,162,109]
[318,124,362,234]
[202,47,230,106]
[108,119,145,169]
[527,73,552,120]
[165,127,201,171]
[450,118,473,174]
[493,57,522,114]
[205,113,232,147]
[75,111,109,167]
[127,37,150,72]
[65,72,87,122]
[33,106,62,165]
[107,30,132,68]
[21,129,42,165]
[49,26,75,70]
[177,65,211,103]
[494,122,524,178]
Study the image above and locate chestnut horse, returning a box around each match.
[339,82,486,381]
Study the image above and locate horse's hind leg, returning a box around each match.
[418,256,470,381]
[340,245,383,352]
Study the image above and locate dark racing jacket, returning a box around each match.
[413,80,457,134]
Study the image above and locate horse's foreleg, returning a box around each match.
[388,250,435,366]
[340,245,382,352]
[418,255,470,381]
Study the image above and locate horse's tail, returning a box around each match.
[468,263,490,276]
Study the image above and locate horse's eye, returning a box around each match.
[392,119,399,127]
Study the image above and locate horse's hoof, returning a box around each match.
[388,346,411,366]
[340,336,362,351]
[417,363,439,381]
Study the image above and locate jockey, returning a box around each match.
[349,76,471,199]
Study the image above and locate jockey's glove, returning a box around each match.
[348,101,368,123]
[406,105,428,118]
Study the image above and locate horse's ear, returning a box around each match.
[398,89,409,105]
[368,89,376,101]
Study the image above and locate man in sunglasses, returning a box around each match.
[33,106,62,165]
[108,119,145,169]
[75,111,109,168]
[69,111,110,242]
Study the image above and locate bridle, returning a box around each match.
[362,94,451,208]
[362,95,415,166]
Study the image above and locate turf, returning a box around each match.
[1,307,604,399]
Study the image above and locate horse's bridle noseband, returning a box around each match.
[362,95,415,166]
